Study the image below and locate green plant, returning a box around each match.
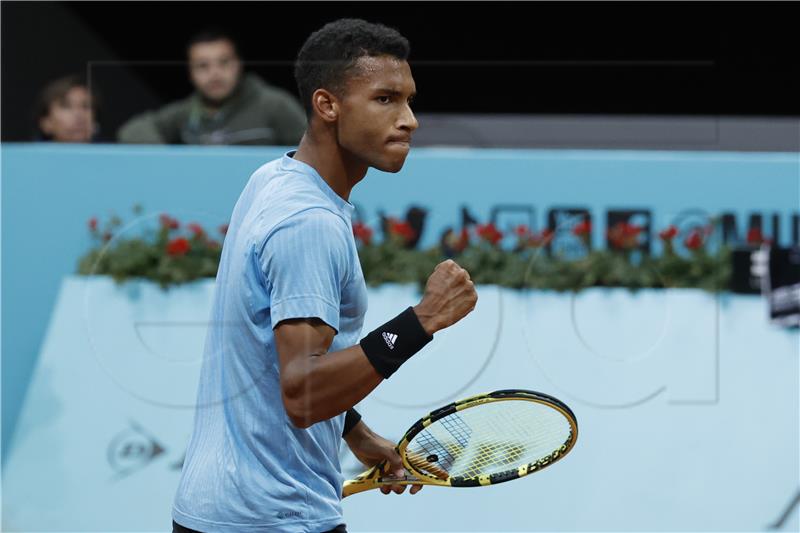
[79,207,733,292]
[355,219,732,293]
[77,206,225,288]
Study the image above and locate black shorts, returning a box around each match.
[172,519,347,533]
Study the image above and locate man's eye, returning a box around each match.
[377,96,391,104]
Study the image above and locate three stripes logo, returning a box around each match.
[382,332,398,350]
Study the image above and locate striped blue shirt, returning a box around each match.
[173,151,368,533]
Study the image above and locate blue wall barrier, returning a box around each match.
[2,143,798,464]
[2,278,798,531]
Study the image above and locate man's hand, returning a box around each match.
[414,259,478,335]
[344,421,422,495]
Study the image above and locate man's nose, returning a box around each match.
[399,105,419,132]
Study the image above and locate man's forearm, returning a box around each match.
[281,344,382,428]
[280,307,434,429]
[343,418,374,448]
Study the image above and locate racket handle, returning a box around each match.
[342,478,373,498]
[342,460,387,498]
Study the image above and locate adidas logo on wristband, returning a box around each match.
[359,307,433,379]
[382,332,398,350]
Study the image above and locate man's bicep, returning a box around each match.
[274,318,335,389]
[274,318,336,357]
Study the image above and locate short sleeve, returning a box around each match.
[259,208,351,333]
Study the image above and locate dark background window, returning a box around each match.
[2,1,798,141]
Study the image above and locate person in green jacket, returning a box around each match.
[117,30,307,146]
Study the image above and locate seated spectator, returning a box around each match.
[118,30,306,146]
[34,75,98,143]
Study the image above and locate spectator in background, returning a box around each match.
[118,30,307,146]
[34,75,98,142]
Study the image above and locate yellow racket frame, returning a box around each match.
[342,389,578,497]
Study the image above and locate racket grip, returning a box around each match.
[342,460,387,498]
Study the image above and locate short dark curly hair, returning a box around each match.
[186,28,240,58]
[294,18,410,117]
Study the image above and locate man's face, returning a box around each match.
[39,86,93,142]
[335,55,418,173]
[188,39,242,104]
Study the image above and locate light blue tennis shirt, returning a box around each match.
[173,151,368,533]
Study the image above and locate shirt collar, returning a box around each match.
[281,150,355,218]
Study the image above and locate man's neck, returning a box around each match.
[293,132,367,202]
[198,98,225,117]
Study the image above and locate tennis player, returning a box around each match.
[171,18,478,533]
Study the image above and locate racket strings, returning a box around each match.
[406,400,572,480]
[408,415,469,475]
[454,410,567,478]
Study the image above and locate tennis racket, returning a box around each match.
[342,389,578,497]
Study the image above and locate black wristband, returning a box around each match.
[359,306,433,379]
[342,408,362,438]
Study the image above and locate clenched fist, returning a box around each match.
[413,259,478,335]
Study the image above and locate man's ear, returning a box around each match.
[311,88,339,123]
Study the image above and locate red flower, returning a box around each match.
[476,223,503,246]
[747,227,764,245]
[353,221,373,245]
[622,224,643,237]
[684,230,704,250]
[160,214,179,230]
[572,220,591,236]
[443,227,470,254]
[659,225,678,241]
[88,217,98,232]
[388,218,416,242]
[219,224,229,236]
[188,223,205,238]
[514,224,531,237]
[166,237,191,256]
[607,222,643,250]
